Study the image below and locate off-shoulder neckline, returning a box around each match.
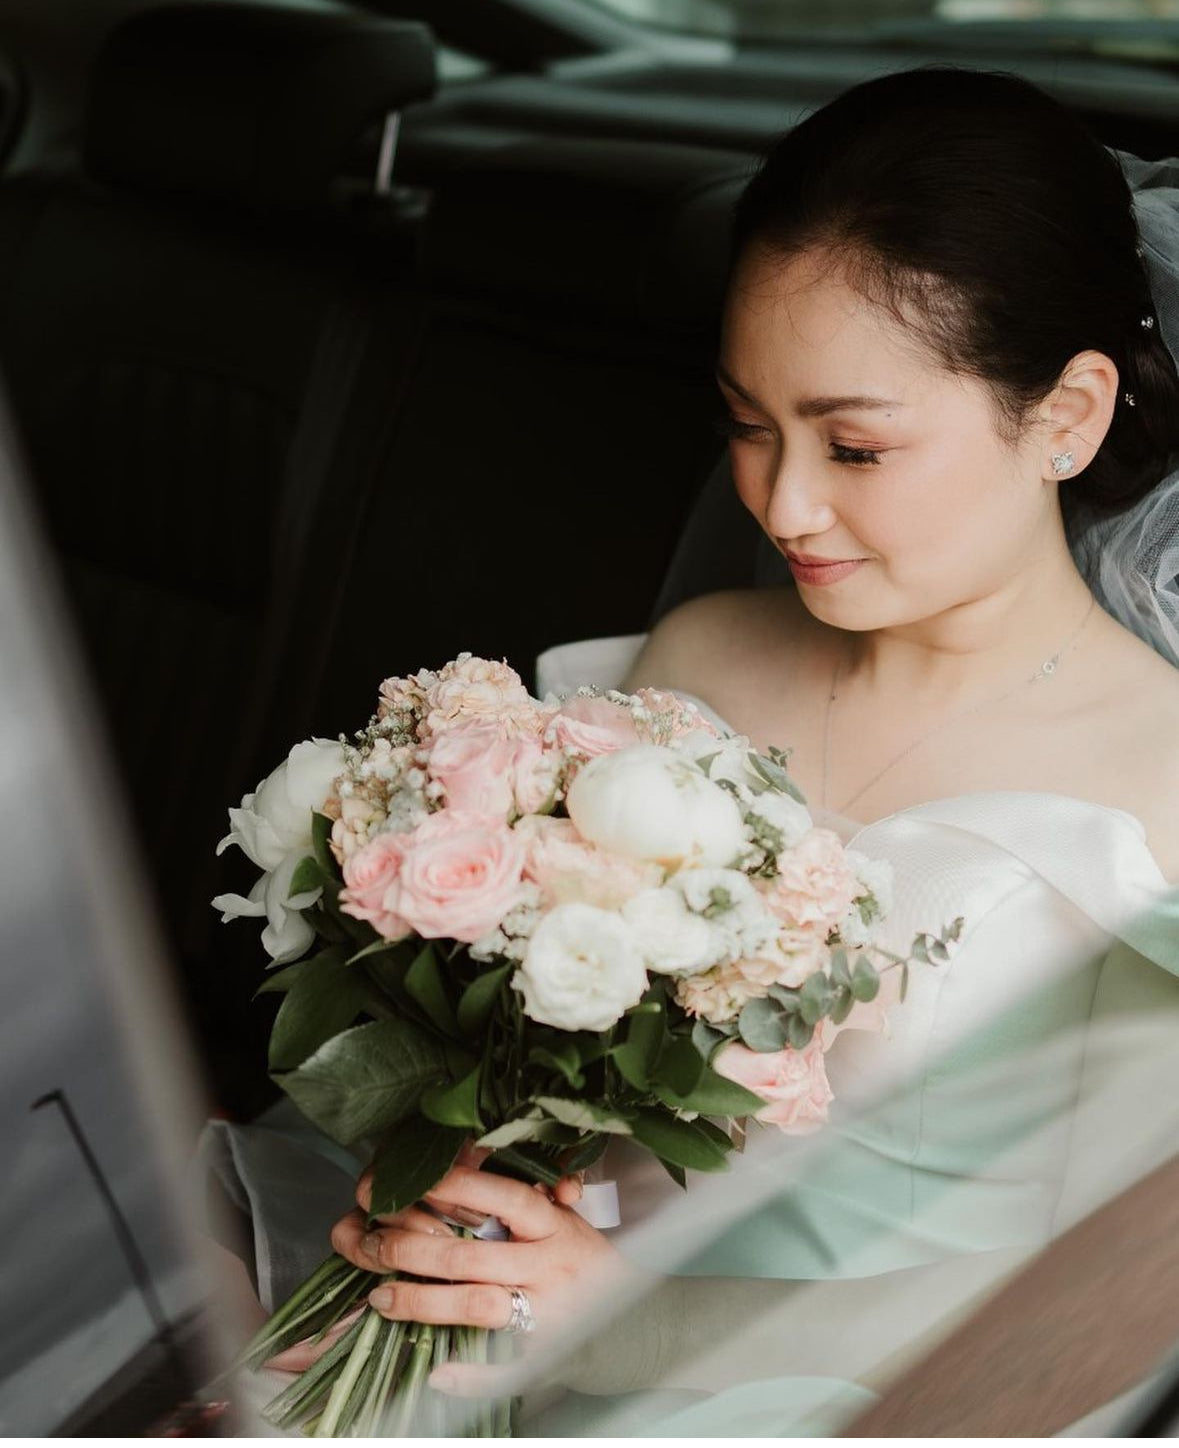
[840,790,1171,889]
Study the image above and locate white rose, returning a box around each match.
[672,729,760,799]
[622,887,729,976]
[566,744,747,868]
[213,738,345,960]
[217,739,346,871]
[847,851,895,918]
[670,867,779,957]
[513,902,648,1031]
[747,791,813,850]
[212,849,322,963]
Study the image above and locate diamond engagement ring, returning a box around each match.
[503,1287,536,1335]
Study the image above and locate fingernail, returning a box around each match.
[368,1285,394,1311]
[361,1232,383,1261]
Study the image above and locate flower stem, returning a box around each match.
[312,1305,382,1437]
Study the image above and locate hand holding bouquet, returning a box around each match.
[213,655,961,1434]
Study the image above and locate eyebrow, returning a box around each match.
[715,364,903,418]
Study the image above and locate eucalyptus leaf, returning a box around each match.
[738,996,788,1052]
[799,971,834,1026]
[629,1109,731,1173]
[268,948,369,1072]
[275,1018,448,1146]
[786,1014,815,1050]
[368,1117,466,1218]
[851,958,881,1003]
[829,987,855,1025]
[535,1097,633,1135]
[457,963,512,1037]
[829,948,851,987]
[405,943,460,1036]
[420,1066,483,1130]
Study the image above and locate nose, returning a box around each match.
[762,452,838,543]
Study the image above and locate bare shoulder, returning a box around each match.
[620,586,812,696]
[1091,624,1179,882]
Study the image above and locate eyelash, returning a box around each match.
[714,416,884,467]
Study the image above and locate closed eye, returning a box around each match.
[831,443,883,466]
[714,414,771,441]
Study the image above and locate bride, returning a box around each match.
[231,66,1179,1434]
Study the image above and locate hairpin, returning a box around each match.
[1124,391,1137,407]
[1141,316,1155,329]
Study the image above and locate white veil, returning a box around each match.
[1068,149,1179,668]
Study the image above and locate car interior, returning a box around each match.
[2,0,1179,1433]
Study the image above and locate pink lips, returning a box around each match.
[784,551,866,586]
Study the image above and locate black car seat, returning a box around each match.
[0,4,435,1108]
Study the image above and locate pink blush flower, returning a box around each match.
[395,810,527,943]
[551,696,640,758]
[766,828,859,932]
[424,657,542,739]
[427,723,518,820]
[519,815,662,911]
[339,833,411,941]
[714,1040,834,1134]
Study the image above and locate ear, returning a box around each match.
[1037,349,1119,480]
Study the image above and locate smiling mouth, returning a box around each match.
[784,549,864,566]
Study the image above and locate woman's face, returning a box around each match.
[718,244,1057,633]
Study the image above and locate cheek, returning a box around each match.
[729,445,769,517]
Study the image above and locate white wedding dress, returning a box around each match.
[204,634,1179,1437]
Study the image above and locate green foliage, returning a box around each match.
[527,1041,586,1090]
[737,996,788,1051]
[690,1019,730,1062]
[851,956,880,1002]
[419,1067,483,1130]
[276,1018,448,1147]
[534,1096,633,1135]
[404,944,460,1037]
[267,947,367,1072]
[612,993,668,1089]
[254,947,343,997]
[655,1061,764,1117]
[629,1109,731,1173]
[368,1117,467,1219]
[456,963,511,1037]
[658,1036,705,1096]
[288,854,324,898]
[311,811,336,874]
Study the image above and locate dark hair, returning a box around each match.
[731,66,1179,513]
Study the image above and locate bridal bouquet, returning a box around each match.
[213,654,960,1436]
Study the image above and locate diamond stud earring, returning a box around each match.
[1051,451,1076,477]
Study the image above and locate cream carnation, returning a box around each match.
[765,828,860,932]
[424,656,542,738]
[566,744,747,868]
[513,902,648,1031]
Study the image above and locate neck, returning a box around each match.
[843,547,1095,705]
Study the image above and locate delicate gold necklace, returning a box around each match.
[821,594,1097,816]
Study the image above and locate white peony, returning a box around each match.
[513,902,648,1031]
[212,849,322,963]
[217,739,346,871]
[746,791,813,851]
[622,887,730,976]
[565,744,747,868]
[212,738,345,960]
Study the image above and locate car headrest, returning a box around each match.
[427,136,753,327]
[85,4,436,209]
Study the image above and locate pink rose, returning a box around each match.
[427,723,518,820]
[765,829,859,933]
[714,1040,834,1134]
[516,814,662,911]
[395,809,527,943]
[339,833,412,941]
[551,695,640,758]
[509,733,562,815]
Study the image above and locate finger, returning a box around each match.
[422,1167,560,1241]
[367,1278,516,1331]
[362,1226,531,1285]
[333,1206,456,1271]
[455,1140,491,1170]
[552,1176,583,1209]
[263,1305,365,1373]
[355,1166,374,1213]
